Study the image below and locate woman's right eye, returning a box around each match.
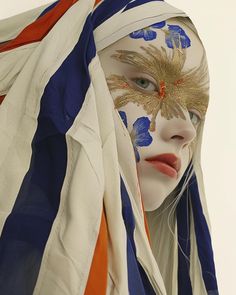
[131,77,158,92]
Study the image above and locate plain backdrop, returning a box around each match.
[0,1,235,294]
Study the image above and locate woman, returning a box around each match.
[0,0,218,294]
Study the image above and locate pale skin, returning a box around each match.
[98,18,209,211]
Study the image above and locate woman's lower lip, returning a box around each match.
[146,160,177,178]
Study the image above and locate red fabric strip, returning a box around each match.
[141,199,151,244]
[0,95,5,104]
[94,0,103,6]
[0,0,79,105]
[0,0,78,53]
[84,205,108,295]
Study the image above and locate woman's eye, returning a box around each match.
[189,110,201,125]
[131,77,157,91]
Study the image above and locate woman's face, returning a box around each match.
[98,18,209,211]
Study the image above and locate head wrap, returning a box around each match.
[0,1,219,294]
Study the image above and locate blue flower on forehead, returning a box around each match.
[129,21,166,41]
[118,111,153,163]
[165,24,191,48]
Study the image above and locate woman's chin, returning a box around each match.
[143,195,167,212]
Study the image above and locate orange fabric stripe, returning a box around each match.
[94,0,103,6]
[141,199,151,244]
[0,0,79,104]
[0,95,5,105]
[84,206,108,295]
[0,0,78,53]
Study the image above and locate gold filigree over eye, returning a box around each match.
[107,44,209,132]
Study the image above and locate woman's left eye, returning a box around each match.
[131,77,157,91]
[189,110,201,125]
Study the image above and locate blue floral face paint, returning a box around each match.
[118,111,153,162]
[165,25,191,48]
[129,21,166,41]
[130,21,191,49]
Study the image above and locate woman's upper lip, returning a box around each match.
[145,153,181,172]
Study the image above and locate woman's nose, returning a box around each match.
[157,111,197,149]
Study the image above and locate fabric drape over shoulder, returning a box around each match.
[0,1,219,294]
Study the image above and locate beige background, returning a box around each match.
[0,1,235,294]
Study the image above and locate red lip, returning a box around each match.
[145,153,181,178]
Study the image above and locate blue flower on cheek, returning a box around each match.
[118,110,128,128]
[129,21,166,41]
[118,111,153,163]
[131,117,153,162]
[165,24,191,48]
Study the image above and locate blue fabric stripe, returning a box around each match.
[37,1,59,19]
[120,176,156,295]
[92,0,131,29]
[0,14,96,295]
[189,173,219,293]
[123,0,164,12]
[177,166,193,295]
[92,0,165,30]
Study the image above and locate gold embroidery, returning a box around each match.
[106,44,209,132]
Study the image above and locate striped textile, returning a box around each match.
[0,1,219,294]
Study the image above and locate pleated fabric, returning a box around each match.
[0,1,219,294]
